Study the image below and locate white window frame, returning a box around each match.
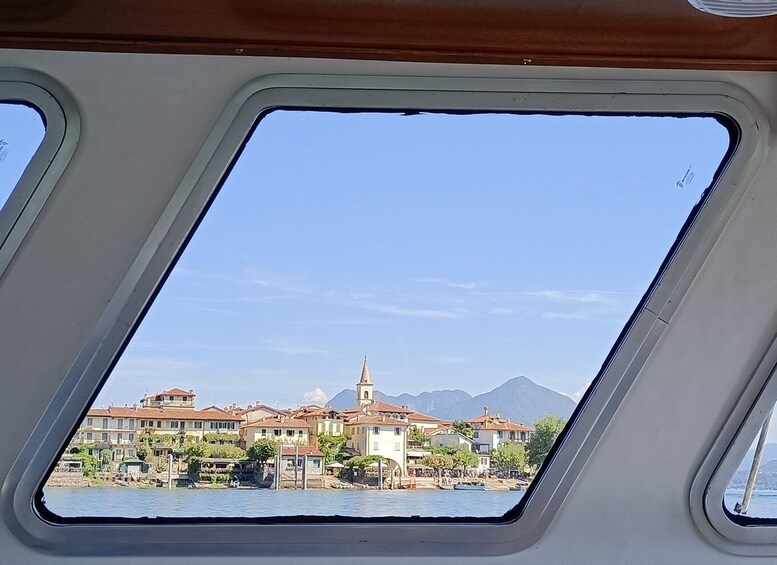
[693,333,777,554]
[1,74,766,558]
[0,69,79,281]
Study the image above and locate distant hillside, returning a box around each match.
[731,459,777,490]
[327,376,576,426]
[736,443,777,473]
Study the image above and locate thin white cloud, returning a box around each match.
[413,277,478,290]
[490,307,519,315]
[523,290,625,304]
[302,387,328,404]
[360,302,465,319]
[567,381,592,403]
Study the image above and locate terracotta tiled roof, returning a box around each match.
[340,400,414,416]
[240,403,285,416]
[147,387,196,398]
[280,446,324,457]
[468,414,533,432]
[345,414,410,427]
[86,406,241,421]
[241,415,312,429]
[292,406,341,419]
[480,421,534,432]
[408,411,445,423]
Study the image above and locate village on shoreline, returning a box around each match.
[48,359,567,492]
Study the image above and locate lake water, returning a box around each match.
[43,488,777,520]
[42,487,525,518]
[724,489,777,518]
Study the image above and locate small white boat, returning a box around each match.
[453,480,486,491]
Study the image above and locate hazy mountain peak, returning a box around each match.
[327,376,576,425]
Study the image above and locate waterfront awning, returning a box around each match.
[326,462,345,468]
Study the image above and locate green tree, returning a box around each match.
[208,445,246,459]
[453,448,478,472]
[451,420,474,439]
[136,443,149,461]
[345,455,384,477]
[430,445,456,456]
[72,452,98,477]
[246,438,279,466]
[317,433,346,463]
[183,442,208,461]
[491,441,526,472]
[526,414,567,468]
[407,425,429,447]
[420,453,454,474]
[99,449,113,471]
[204,432,240,445]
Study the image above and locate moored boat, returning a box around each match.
[453,481,486,491]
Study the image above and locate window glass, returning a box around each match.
[0,102,45,207]
[725,407,777,518]
[43,110,730,519]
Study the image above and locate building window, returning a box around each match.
[101,433,108,442]
[395,427,401,435]
[395,442,400,451]
[286,430,294,437]
[373,442,379,451]
[117,433,122,441]
[171,421,178,429]
[86,417,93,426]
[102,418,108,429]
[86,432,92,441]
[128,433,134,442]
[117,419,123,430]
[180,421,185,429]
[373,426,380,435]
[140,420,146,428]
[156,421,161,428]
[261,429,266,436]
[298,430,303,436]
[474,431,479,438]
[129,419,135,430]
[194,422,202,429]
[274,430,281,437]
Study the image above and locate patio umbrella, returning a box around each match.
[326,462,345,468]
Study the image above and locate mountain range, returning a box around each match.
[327,375,577,426]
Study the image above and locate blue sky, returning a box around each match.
[86,110,730,410]
[1,106,731,410]
[1,103,45,201]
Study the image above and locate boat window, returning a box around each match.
[723,405,777,519]
[41,108,731,520]
[0,102,45,215]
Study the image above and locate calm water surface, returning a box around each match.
[43,487,777,520]
[43,487,525,518]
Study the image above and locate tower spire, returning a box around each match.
[360,355,371,384]
[356,355,374,407]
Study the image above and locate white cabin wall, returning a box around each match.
[1,49,777,563]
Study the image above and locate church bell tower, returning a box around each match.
[356,356,374,407]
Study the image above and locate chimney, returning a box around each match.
[484,406,488,416]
